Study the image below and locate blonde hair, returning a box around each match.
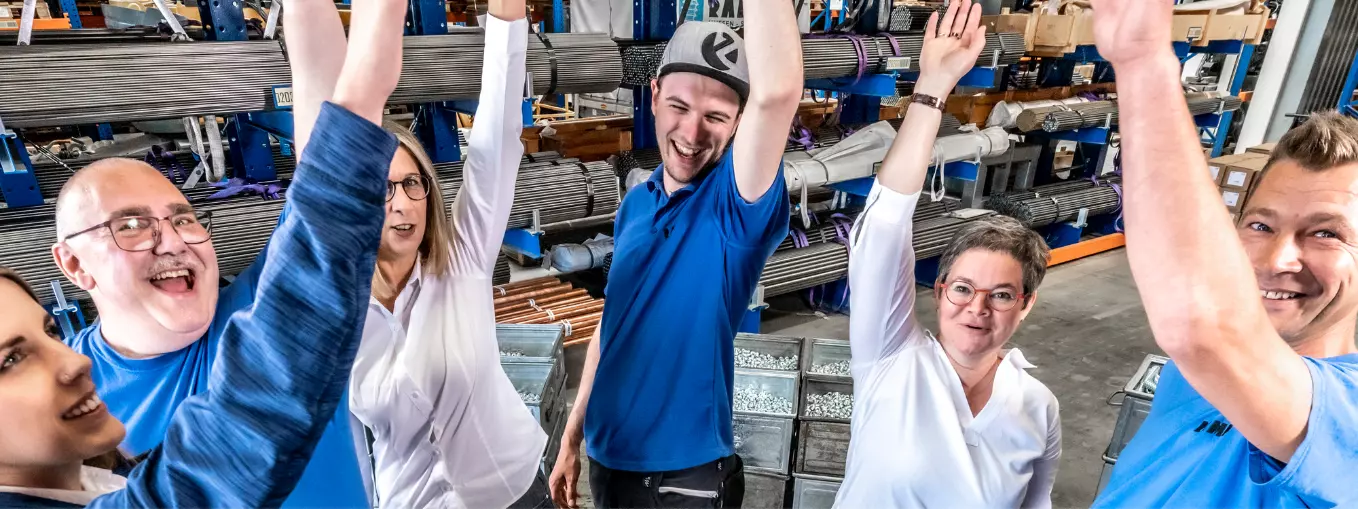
[372,122,454,301]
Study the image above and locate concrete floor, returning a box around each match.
[560,249,1158,508]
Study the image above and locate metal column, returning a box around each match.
[408,0,464,162]
[631,0,678,151]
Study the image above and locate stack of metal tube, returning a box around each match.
[620,32,1026,87]
[493,277,602,346]
[987,177,1123,227]
[493,254,512,286]
[882,4,945,33]
[1014,95,1243,133]
[0,31,621,128]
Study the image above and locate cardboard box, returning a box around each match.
[1207,153,1246,186]
[1221,153,1269,192]
[1222,189,1245,213]
[1173,14,1209,43]
[1031,13,1096,55]
[982,13,1035,51]
[1247,142,1276,155]
[1178,9,1269,46]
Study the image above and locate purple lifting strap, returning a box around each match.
[208,177,284,200]
[144,145,187,184]
[789,117,815,151]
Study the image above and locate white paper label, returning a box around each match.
[271,86,294,109]
[1209,165,1221,181]
[1226,171,1248,187]
[0,7,12,17]
[830,0,844,9]
[1187,27,1203,39]
[1222,191,1240,207]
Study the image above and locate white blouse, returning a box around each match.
[348,15,545,509]
[834,183,1062,509]
[0,466,127,506]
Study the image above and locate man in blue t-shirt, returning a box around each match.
[1088,2,1358,507]
[47,8,368,506]
[547,4,801,508]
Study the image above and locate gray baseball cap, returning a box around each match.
[658,21,750,104]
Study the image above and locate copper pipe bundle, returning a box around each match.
[494,276,603,347]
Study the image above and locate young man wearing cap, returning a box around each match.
[548,3,803,508]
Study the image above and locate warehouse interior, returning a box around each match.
[1,0,1356,506]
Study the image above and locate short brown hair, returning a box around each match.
[0,267,38,303]
[371,123,454,301]
[936,215,1051,298]
[1266,111,1358,172]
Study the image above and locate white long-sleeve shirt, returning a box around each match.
[834,182,1062,509]
[348,16,546,509]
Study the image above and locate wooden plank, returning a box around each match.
[1048,233,1125,267]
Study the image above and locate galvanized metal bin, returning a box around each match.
[744,468,790,509]
[734,333,804,372]
[496,323,564,364]
[734,368,800,418]
[795,420,852,477]
[791,473,842,509]
[734,413,796,474]
[802,338,852,377]
[798,377,854,423]
[1105,354,1167,461]
[503,361,556,425]
[1095,454,1115,499]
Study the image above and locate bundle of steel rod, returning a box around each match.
[16,150,203,202]
[987,177,1123,227]
[1014,96,1244,133]
[493,254,511,286]
[493,277,602,347]
[0,32,621,128]
[0,27,207,44]
[984,179,1096,208]
[883,4,945,33]
[620,32,1025,86]
[435,158,622,230]
[761,242,849,297]
[912,209,1000,259]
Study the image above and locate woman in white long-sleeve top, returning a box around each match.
[833,2,1061,508]
[290,0,547,507]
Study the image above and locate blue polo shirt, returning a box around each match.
[586,147,790,472]
[69,208,369,508]
[1094,355,1358,508]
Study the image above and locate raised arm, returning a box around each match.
[730,0,803,202]
[448,0,529,277]
[282,0,349,159]
[89,2,405,506]
[848,2,986,368]
[1090,0,1312,461]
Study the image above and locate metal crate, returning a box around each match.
[798,377,854,423]
[791,473,842,509]
[795,420,852,477]
[496,323,564,364]
[1095,455,1115,500]
[802,338,852,378]
[744,468,790,509]
[734,333,803,372]
[503,361,557,425]
[734,413,795,474]
[1105,354,1167,461]
[734,369,800,418]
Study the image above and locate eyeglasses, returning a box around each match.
[936,280,1027,311]
[63,211,213,252]
[388,175,432,202]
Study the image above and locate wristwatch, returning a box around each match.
[911,93,946,112]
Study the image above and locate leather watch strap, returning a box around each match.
[911,93,946,112]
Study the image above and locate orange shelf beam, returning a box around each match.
[0,18,72,30]
[1048,233,1125,267]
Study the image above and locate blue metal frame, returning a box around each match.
[59,0,81,29]
[806,74,898,97]
[414,104,465,163]
[1198,43,1253,157]
[502,228,544,259]
[551,0,566,32]
[226,118,278,181]
[629,0,678,151]
[1340,51,1358,118]
[0,131,43,207]
[902,67,1003,89]
[1029,127,1112,144]
[196,0,248,41]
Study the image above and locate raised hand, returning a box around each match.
[283,0,348,157]
[333,0,409,124]
[916,0,987,97]
[1089,0,1177,69]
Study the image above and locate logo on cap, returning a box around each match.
[701,32,739,72]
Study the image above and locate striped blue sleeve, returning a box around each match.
[90,102,395,509]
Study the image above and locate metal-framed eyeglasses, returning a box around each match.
[388,175,432,202]
[62,211,214,253]
[935,280,1027,311]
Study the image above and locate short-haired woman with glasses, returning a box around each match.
[833,2,1061,508]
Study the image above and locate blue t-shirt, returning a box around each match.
[1094,355,1358,508]
[69,213,369,509]
[585,147,790,472]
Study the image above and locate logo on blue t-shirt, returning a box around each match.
[1193,419,1235,437]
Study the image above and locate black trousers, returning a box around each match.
[509,469,554,509]
[588,454,745,509]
